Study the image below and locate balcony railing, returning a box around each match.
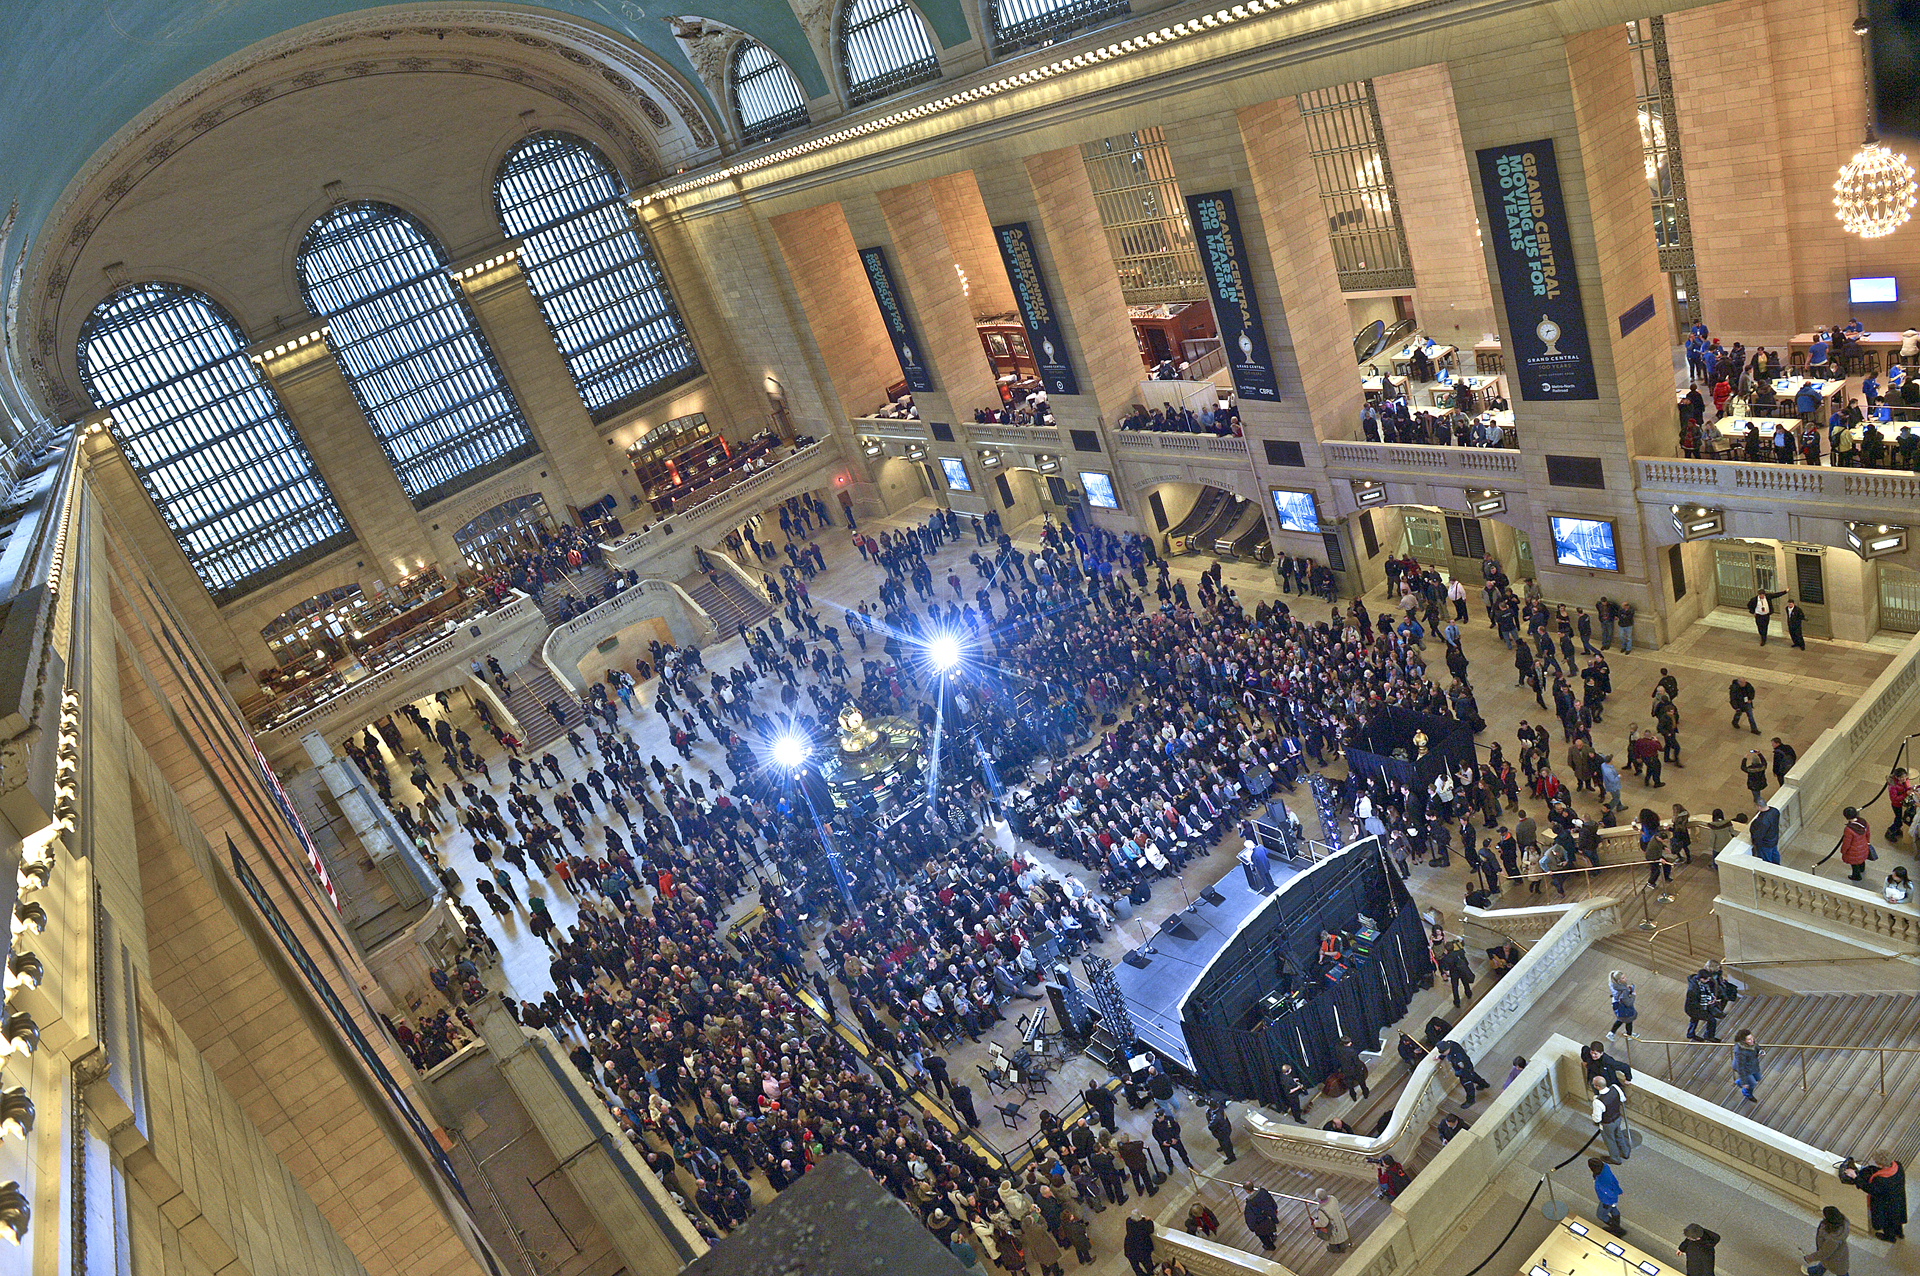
[850,416,932,442]
[1638,455,1920,503]
[1323,440,1522,476]
[1114,431,1248,457]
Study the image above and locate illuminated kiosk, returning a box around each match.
[814,705,924,809]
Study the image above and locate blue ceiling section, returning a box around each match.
[0,0,974,369]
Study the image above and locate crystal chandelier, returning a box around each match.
[1834,138,1918,239]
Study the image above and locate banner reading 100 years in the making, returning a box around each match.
[1474,138,1599,401]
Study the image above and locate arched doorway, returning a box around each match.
[455,493,554,568]
[1345,503,1534,598]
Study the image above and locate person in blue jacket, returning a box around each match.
[1590,1157,1626,1235]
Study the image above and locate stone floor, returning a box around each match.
[319,492,1902,1274]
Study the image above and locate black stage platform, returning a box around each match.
[1111,858,1301,1071]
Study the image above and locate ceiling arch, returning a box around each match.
[20,7,731,417]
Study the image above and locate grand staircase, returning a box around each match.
[1626,991,1920,1162]
[679,568,774,636]
[498,662,578,752]
[1204,1159,1392,1276]
[532,563,617,624]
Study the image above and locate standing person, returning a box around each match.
[1589,1157,1626,1236]
[1839,806,1874,881]
[1677,1224,1720,1276]
[1206,1103,1238,1164]
[1732,1030,1762,1102]
[1608,970,1638,1040]
[1591,1074,1633,1162]
[1147,1065,1179,1117]
[1741,749,1769,805]
[1618,601,1636,653]
[1785,597,1808,649]
[1440,1039,1493,1108]
[1437,941,1476,1008]
[952,1080,980,1128]
[1123,1212,1158,1276]
[1885,767,1914,841]
[1771,737,1799,788]
[1241,1184,1279,1253]
[1803,1207,1852,1276]
[1840,1151,1908,1241]
[1729,678,1759,734]
[1747,586,1788,644]
[1749,797,1782,864]
[1151,1109,1192,1170]
[1307,1188,1350,1254]
[1685,960,1733,1041]
[1334,1036,1371,1099]
[1085,1080,1119,1132]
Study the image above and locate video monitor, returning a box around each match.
[1548,516,1620,572]
[1269,488,1321,533]
[938,456,972,492]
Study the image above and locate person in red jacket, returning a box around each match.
[1886,768,1914,841]
[1839,806,1874,881]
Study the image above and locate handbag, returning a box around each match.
[1869,843,1880,860]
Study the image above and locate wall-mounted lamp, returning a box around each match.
[1467,489,1506,518]
[1670,505,1724,540]
[3,955,41,993]
[860,437,883,457]
[979,448,1002,469]
[1351,479,1386,508]
[1848,521,1908,558]
[1036,454,1060,473]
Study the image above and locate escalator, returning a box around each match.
[1185,494,1246,557]
[1165,486,1231,554]
[1220,502,1272,563]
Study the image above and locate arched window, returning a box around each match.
[297,201,535,508]
[494,133,701,421]
[77,283,354,602]
[731,41,810,143]
[841,0,941,107]
[989,0,1130,53]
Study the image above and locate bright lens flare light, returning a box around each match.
[771,734,810,770]
[929,633,963,673]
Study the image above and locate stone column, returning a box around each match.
[972,147,1150,429]
[1373,65,1500,347]
[263,342,459,578]
[1449,29,1675,632]
[460,262,629,511]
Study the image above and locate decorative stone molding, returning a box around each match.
[669,17,746,122]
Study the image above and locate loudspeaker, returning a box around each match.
[1157,915,1198,941]
[1122,949,1152,968]
[1199,886,1227,906]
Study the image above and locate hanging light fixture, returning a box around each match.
[1835,10,1918,239]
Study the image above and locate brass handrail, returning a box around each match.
[1645,909,1717,976]
[1626,1034,1920,1096]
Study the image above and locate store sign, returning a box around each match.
[1475,138,1599,401]
[858,246,935,393]
[1185,190,1280,401]
[992,221,1080,396]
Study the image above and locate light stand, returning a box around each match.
[773,735,855,914]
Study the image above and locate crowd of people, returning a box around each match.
[1360,399,1512,448]
[331,486,1906,1271]
[1117,402,1242,435]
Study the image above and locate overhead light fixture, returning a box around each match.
[1848,521,1907,558]
[1468,488,1506,517]
[1670,505,1724,540]
[10,904,45,938]
[860,437,883,457]
[1836,15,1916,238]
[3,955,41,993]
[0,1181,27,1243]
[1351,479,1387,508]
[979,448,1002,469]
[0,1090,33,1140]
[1036,454,1060,473]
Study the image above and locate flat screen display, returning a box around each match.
[938,456,972,492]
[1549,516,1620,572]
[1850,276,1897,304]
[1080,471,1119,509]
[1270,488,1321,533]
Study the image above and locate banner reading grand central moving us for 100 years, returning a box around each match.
[1474,138,1599,401]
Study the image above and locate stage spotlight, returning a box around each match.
[929,632,963,673]
[770,734,810,770]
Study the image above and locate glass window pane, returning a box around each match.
[494,133,702,421]
[990,0,1130,54]
[841,0,940,106]
[731,41,810,143]
[297,201,536,508]
[77,283,355,602]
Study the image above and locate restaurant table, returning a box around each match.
[1473,339,1504,374]
[1362,374,1410,402]
[1433,375,1504,413]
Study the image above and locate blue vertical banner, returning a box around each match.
[857,246,935,394]
[1474,138,1599,401]
[1184,190,1281,402]
[992,221,1080,396]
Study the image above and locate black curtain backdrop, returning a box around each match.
[1181,837,1432,1107]
[1345,706,1475,793]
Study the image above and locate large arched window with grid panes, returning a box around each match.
[731,40,810,143]
[841,0,941,107]
[989,0,1130,54]
[494,133,701,421]
[78,283,355,602]
[297,201,536,509]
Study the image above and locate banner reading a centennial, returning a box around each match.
[1474,138,1599,401]
[858,246,936,393]
[992,222,1080,397]
[1184,190,1281,402]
